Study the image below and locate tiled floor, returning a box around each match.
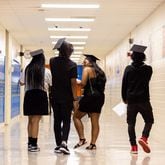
[0,97,165,165]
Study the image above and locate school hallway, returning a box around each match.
[1,0,165,165]
[0,92,165,165]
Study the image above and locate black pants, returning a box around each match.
[52,101,73,146]
[127,102,154,146]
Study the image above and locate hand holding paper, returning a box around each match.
[112,102,127,116]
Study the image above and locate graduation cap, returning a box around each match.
[53,38,66,50]
[19,52,24,56]
[130,44,147,53]
[84,54,100,62]
[30,49,44,57]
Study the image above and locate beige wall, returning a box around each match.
[106,2,165,144]
[0,26,5,57]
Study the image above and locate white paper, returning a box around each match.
[112,102,127,116]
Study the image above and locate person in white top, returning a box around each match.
[20,49,52,152]
[44,68,52,92]
[20,65,52,92]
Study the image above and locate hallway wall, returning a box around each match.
[0,23,22,125]
[105,1,165,144]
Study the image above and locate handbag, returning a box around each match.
[89,77,100,96]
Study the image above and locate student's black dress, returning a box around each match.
[23,68,49,116]
[24,89,48,115]
[79,78,105,113]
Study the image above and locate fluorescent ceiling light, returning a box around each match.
[72,54,83,56]
[50,36,88,39]
[71,55,81,57]
[74,47,84,50]
[54,52,82,56]
[48,27,91,32]
[52,41,86,45]
[73,51,83,54]
[71,57,80,60]
[72,60,79,63]
[54,47,84,51]
[45,18,94,22]
[41,4,100,9]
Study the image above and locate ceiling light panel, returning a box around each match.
[71,55,81,57]
[54,52,83,55]
[74,47,84,50]
[45,18,95,22]
[73,51,83,54]
[48,27,91,32]
[41,4,100,9]
[52,41,86,45]
[72,54,83,57]
[50,36,88,39]
[70,57,80,60]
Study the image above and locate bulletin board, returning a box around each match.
[11,59,21,118]
[0,56,5,122]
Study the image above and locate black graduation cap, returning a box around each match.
[84,54,100,62]
[19,52,24,56]
[30,49,44,57]
[53,38,66,50]
[130,44,147,53]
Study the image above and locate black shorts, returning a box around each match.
[127,102,154,125]
[23,89,48,116]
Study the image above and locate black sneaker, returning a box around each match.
[29,145,40,152]
[59,144,70,155]
[54,146,62,153]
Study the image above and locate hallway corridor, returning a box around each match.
[0,97,165,165]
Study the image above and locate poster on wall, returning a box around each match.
[0,56,5,122]
[11,59,20,118]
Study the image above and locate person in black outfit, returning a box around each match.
[20,49,51,152]
[73,54,106,150]
[122,44,154,154]
[49,38,78,154]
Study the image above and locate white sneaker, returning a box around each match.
[59,144,70,155]
[54,146,62,153]
[29,145,40,152]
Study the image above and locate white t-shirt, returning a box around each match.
[44,68,52,91]
[20,67,52,92]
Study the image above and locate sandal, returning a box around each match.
[86,143,96,150]
[74,138,87,149]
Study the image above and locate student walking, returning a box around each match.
[73,54,106,150]
[121,44,154,154]
[20,49,52,152]
[50,38,78,154]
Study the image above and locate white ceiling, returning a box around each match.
[0,0,164,63]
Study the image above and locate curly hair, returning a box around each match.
[131,52,146,62]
